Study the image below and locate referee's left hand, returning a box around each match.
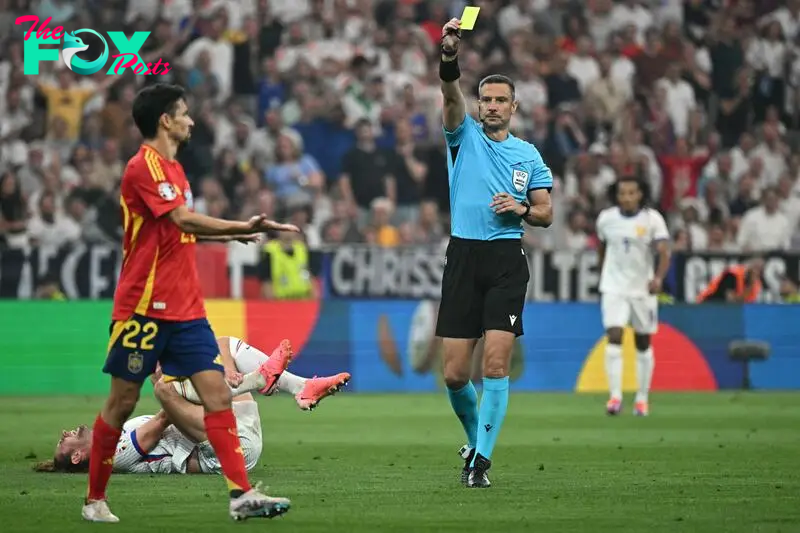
[491,193,525,216]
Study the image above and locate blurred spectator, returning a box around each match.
[657,63,696,138]
[412,199,444,245]
[779,274,800,303]
[584,53,628,133]
[567,36,601,94]
[737,186,792,251]
[35,273,67,301]
[368,197,399,248]
[391,119,428,224]
[180,13,234,104]
[264,129,324,203]
[259,230,318,300]
[560,209,591,252]
[339,119,396,226]
[27,190,81,249]
[0,171,27,248]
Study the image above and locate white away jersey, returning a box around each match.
[113,416,196,474]
[597,207,669,296]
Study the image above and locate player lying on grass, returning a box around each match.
[37,337,350,474]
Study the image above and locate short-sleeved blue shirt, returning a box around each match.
[444,115,553,240]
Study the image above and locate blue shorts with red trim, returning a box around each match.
[104,314,221,382]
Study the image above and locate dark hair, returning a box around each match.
[607,176,651,207]
[34,455,89,473]
[478,74,516,100]
[132,83,186,139]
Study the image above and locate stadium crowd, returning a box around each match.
[3,0,800,255]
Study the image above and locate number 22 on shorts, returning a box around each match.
[121,320,159,350]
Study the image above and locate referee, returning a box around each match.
[436,17,553,489]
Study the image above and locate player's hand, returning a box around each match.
[247,214,301,233]
[225,369,244,388]
[150,363,163,384]
[648,278,663,294]
[441,18,461,57]
[490,193,525,216]
[235,234,262,245]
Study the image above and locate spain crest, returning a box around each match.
[127,351,144,374]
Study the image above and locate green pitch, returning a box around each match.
[1,393,798,533]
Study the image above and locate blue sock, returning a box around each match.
[472,376,510,465]
[446,381,478,449]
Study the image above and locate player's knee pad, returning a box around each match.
[606,327,624,345]
[634,334,651,352]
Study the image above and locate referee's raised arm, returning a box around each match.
[440,18,466,132]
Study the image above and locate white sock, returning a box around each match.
[232,339,307,395]
[173,372,267,403]
[605,343,623,400]
[636,347,655,403]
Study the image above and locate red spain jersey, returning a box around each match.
[111,145,205,322]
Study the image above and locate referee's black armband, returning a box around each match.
[439,58,460,82]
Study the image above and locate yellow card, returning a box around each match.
[460,6,480,31]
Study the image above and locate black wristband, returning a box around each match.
[439,57,460,82]
[520,201,531,218]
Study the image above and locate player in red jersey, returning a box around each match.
[83,84,297,523]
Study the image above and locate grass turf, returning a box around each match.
[0,393,798,533]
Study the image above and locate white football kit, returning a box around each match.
[113,401,263,474]
[596,206,669,334]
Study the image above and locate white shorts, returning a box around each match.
[197,401,263,473]
[601,293,658,334]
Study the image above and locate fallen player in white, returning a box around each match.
[36,337,350,474]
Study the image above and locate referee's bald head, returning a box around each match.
[477,74,518,133]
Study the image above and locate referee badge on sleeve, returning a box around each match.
[512,169,529,192]
[158,182,177,201]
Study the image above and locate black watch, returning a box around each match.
[519,201,531,218]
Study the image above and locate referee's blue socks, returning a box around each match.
[473,376,510,465]
[447,381,478,449]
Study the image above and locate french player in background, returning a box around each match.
[596,177,671,417]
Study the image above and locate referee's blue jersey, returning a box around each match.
[444,115,553,241]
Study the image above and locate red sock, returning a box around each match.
[204,409,252,495]
[87,414,122,502]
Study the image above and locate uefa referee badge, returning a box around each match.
[512,169,529,192]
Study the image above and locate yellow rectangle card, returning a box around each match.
[460,6,480,31]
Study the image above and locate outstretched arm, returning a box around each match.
[197,235,262,244]
[168,206,299,237]
[440,18,466,132]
